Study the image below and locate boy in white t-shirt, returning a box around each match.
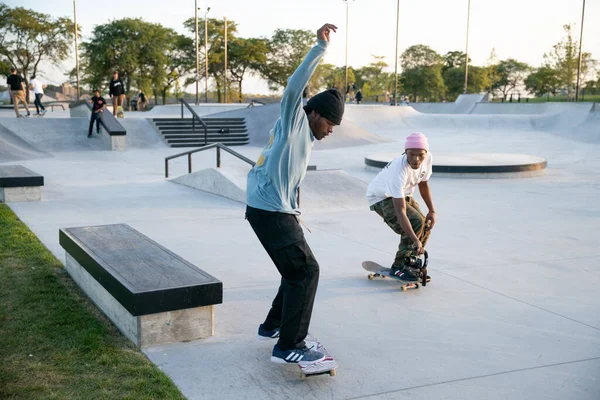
[366,132,437,282]
[29,75,46,116]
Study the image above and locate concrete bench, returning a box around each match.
[0,165,44,202]
[69,101,127,151]
[59,224,222,347]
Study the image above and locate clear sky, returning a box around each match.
[6,0,599,94]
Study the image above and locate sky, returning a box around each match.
[6,0,600,94]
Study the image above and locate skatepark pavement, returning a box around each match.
[1,101,599,399]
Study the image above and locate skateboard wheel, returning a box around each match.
[415,283,420,289]
[401,286,407,292]
[368,274,374,280]
[300,373,306,381]
[330,369,336,377]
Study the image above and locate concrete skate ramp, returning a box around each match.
[411,94,488,114]
[0,118,166,152]
[171,166,368,211]
[343,103,600,143]
[210,103,390,149]
[470,102,593,115]
[0,122,50,162]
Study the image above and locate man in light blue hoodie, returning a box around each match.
[246,23,345,366]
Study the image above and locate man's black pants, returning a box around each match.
[89,112,101,135]
[246,205,320,351]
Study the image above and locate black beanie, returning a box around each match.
[306,89,345,125]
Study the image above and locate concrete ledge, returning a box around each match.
[365,152,547,178]
[0,165,44,202]
[102,133,126,151]
[0,186,42,202]
[65,254,214,347]
[59,223,222,347]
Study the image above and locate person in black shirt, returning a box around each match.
[355,89,363,104]
[108,71,125,117]
[6,68,30,117]
[137,89,147,111]
[88,89,106,138]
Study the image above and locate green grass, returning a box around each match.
[0,204,185,399]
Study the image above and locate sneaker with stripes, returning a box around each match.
[257,324,280,340]
[271,344,325,366]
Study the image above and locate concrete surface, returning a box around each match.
[1,102,599,399]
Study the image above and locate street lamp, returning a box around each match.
[575,0,586,102]
[195,0,199,104]
[393,0,400,106]
[199,7,210,103]
[342,0,354,101]
[224,17,228,104]
[73,0,80,99]
[463,0,471,94]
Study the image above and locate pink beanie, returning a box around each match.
[405,132,429,151]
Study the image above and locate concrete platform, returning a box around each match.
[1,101,599,399]
[365,152,548,178]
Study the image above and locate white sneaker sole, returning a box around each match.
[257,334,278,341]
[270,354,326,365]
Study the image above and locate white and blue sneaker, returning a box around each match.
[257,324,280,340]
[271,344,325,366]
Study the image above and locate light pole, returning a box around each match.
[223,17,228,103]
[463,0,471,94]
[393,0,400,106]
[195,0,199,104]
[343,0,354,101]
[200,7,210,103]
[575,0,586,102]
[73,0,80,99]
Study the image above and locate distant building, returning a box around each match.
[62,82,77,97]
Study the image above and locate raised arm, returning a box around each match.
[280,24,337,127]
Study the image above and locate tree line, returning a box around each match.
[0,4,597,105]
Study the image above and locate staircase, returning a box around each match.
[152,117,249,147]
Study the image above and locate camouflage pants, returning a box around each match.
[370,196,431,268]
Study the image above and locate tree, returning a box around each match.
[484,48,501,94]
[227,38,268,102]
[184,17,239,103]
[145,31,194,105]
[524,66,561,100]
[444,66,489,101]
[0,4,75,102]
[259,29,314,90]
[544,24,594,100]
[355,56,394,102]
[400,45,443,70]
[400,45,445,101]
[443,50,470,73]
[491,59,531,100]
[311,64,355,93]
[401,65,445,102]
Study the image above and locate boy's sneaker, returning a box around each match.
[87,133,92,138]
[271,344,325,366]
[257,324,280,340]
[391,265,431,282]
[41,110,47,116]
[390,265,419,282]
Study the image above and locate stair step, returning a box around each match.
[165,135,248,142]
[153,118,245,123]
[169,141,249,148]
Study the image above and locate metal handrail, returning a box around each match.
[164,142,255,178]
[164,141,303,207]
[178,98,209,145]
